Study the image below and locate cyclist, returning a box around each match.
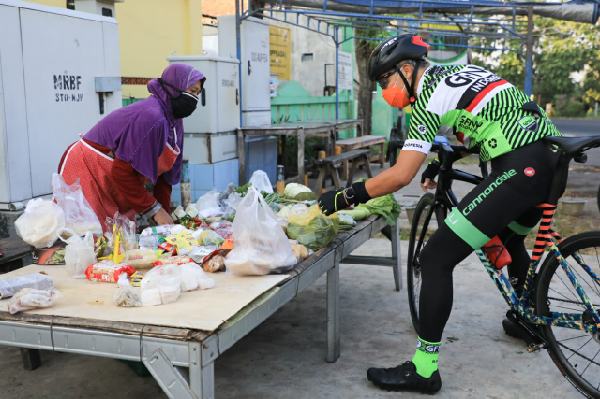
[318,34,562,394]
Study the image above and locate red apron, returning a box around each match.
[59,129,180,231]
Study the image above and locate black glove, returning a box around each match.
[318,181,371,216]
[420,159,441,184]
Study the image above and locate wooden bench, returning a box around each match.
[314,149,373,193]
[336,135,386,167]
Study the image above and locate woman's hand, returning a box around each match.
[153,207,174,225]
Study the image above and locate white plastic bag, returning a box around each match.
[225,187,296,276]
[248,170,274,193]
[0,273,54,299]
[179,263,215,291]
[140,264,182,306]
[15,199,66,249]
[64,233,97,278]
[196,191,223,218]
[8,288,59,314]
[52,174,102,236]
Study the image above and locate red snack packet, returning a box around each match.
[84,261,136,283]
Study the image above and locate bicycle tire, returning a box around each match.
[407,193,448,334]
[536,231,600,398]
[596,184,599,214]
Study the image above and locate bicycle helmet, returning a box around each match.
[368,34,429,103]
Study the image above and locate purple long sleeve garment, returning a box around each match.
[84,64,204,185]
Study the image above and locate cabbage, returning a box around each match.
[283,183,316,201]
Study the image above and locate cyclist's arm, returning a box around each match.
[366,104,439,197]
[366,150,426,197]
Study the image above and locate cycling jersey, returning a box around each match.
[403,64,561,161]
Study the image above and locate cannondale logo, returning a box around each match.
[417,125,427,135]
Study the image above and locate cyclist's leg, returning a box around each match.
[500,208,543,293]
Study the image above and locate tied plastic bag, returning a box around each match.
[52,174,102,236]
[248,170,274,193]
[140,264,181,306]
[8,288,60,314]
[15,199,66,249]
[196,191,224,218]
[64,233,97,278]
[225,187,296,276]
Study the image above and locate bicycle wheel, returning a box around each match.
[536,231,600,398]
[407,193,448,334]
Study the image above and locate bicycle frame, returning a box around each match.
[428,147,600,335]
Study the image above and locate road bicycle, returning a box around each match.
[407,134,600,398]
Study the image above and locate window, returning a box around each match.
[66,0,75,10]
[301,53,314,62]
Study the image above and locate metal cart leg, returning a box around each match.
[326,259,340,363]
[390,220,402,291]
[21,348,41,370]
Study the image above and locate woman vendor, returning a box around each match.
[58,64,205,231]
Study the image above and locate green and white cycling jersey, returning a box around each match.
[403,64,561,161]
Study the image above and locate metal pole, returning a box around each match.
[335,26,340,121]
[524,7,534,97]
[235,0,243,127]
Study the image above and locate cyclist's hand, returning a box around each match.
[421,178,437,191]
[318,189,346,216]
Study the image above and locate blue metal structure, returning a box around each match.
[235,0,599,119]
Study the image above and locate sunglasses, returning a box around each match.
[377,68,400,89]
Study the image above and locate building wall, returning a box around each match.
[28,0,204,99]
[116,0,203,99]
[28,0,65,7]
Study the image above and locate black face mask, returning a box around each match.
[158,78,199,119]
[171,92,198,119]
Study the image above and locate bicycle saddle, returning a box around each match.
[543,135,600,155]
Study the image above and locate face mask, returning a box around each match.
[382,85,410,109]
[380,68,415,109]
[171,92,199,119]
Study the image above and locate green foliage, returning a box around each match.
[473,17,600,112]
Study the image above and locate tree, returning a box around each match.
[354,36,377,135]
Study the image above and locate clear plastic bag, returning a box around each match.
[52,174,102,236]
[225,187,296,276]
[248,170,274,193]
[64,232,97,278]
[8,288,60,314]
[0,273,54,299]
[196,191,224,219]
[141,264,182,305]
[15,198,66,249]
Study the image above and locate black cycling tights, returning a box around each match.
[417,141,559,343]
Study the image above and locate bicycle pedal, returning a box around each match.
[527,343,545,353]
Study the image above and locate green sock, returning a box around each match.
[411,337,441,378]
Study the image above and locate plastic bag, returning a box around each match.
[225,187,296,276]
[179,263,216,291]
[8,288,60,314]
[248,170,274,193]
[0,273,54,299]
[287,205,337,251]
[140,264,182,305]
[52,174,102,236]
[15,198,66,249]
[64,233,97,278]
[196,191,223,218]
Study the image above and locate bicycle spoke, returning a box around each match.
[549,287,576,303]
[566,337,593,361]
[553,304,584,312]
[557,334,589,344]
[579,347,600,378]
[555,272,580,301]
[570,259,600,298]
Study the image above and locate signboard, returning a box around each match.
[269,25,291,80]
[337,50,353,91]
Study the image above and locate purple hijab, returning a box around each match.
[84,64,204,185]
